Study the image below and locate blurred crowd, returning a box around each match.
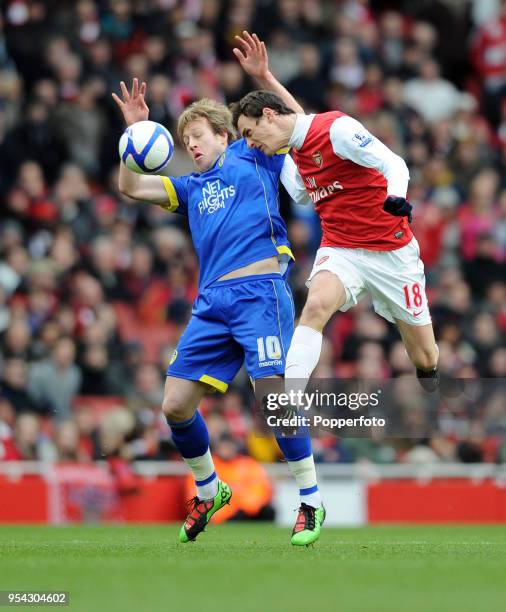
[0,0,505,468]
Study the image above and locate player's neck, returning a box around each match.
[278,114,298,149]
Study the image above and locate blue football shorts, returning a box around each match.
[167,273,295,392]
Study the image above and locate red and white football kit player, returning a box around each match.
[233,32,440,392]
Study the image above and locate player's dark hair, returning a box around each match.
[230,90,295,128]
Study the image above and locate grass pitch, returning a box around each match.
[1,524,505,612]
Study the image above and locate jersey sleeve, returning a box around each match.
[159,175,189,216]
[280,155,311,205]
[329,116,410,197]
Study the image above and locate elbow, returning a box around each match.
[389,154,410,186]
[297,195,312,206]
[118,182,130,197]
[118,163,137,198]
[403,159,410,181]
[396,154,410,180]
[118,172,128,196]
[118,177,136,199]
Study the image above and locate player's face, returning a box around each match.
[182,118,228,172]
[237,113,285,156]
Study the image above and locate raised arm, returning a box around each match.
[112,78,171,205]
[233,31,305,114]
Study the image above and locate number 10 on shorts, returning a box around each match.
[403,283,423,309]
[257,336,282,361]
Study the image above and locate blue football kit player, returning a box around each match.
[113,79,325,546]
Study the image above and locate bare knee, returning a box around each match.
[300,293,334,330]
[161,377,205,423]
[409,346,439,371]
[162,388,194,423]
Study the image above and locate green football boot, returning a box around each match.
[179,480,232,543]
[291,503,326,546]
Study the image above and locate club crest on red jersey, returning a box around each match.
[312,150,323,167]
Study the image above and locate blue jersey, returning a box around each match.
[160,139,293,289]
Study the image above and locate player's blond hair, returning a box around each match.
[177,99,237,144]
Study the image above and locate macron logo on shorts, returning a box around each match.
[259,360,283,367]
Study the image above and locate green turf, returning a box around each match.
[0,524,505,612]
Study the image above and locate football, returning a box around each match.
[118,120,174,174]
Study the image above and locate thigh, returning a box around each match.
[364,238,432,326]
[305,269,348,312]
[167,313,244,393]
[307,247,367,312]
[227,277,294,380]
[395,319,437,354]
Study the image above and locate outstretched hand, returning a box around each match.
[233,31,270,81]
[112,78,149,126]
[233,30,305,113]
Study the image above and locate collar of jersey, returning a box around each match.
[288,113,315,150]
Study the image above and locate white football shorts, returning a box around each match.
[307,237,432,326]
